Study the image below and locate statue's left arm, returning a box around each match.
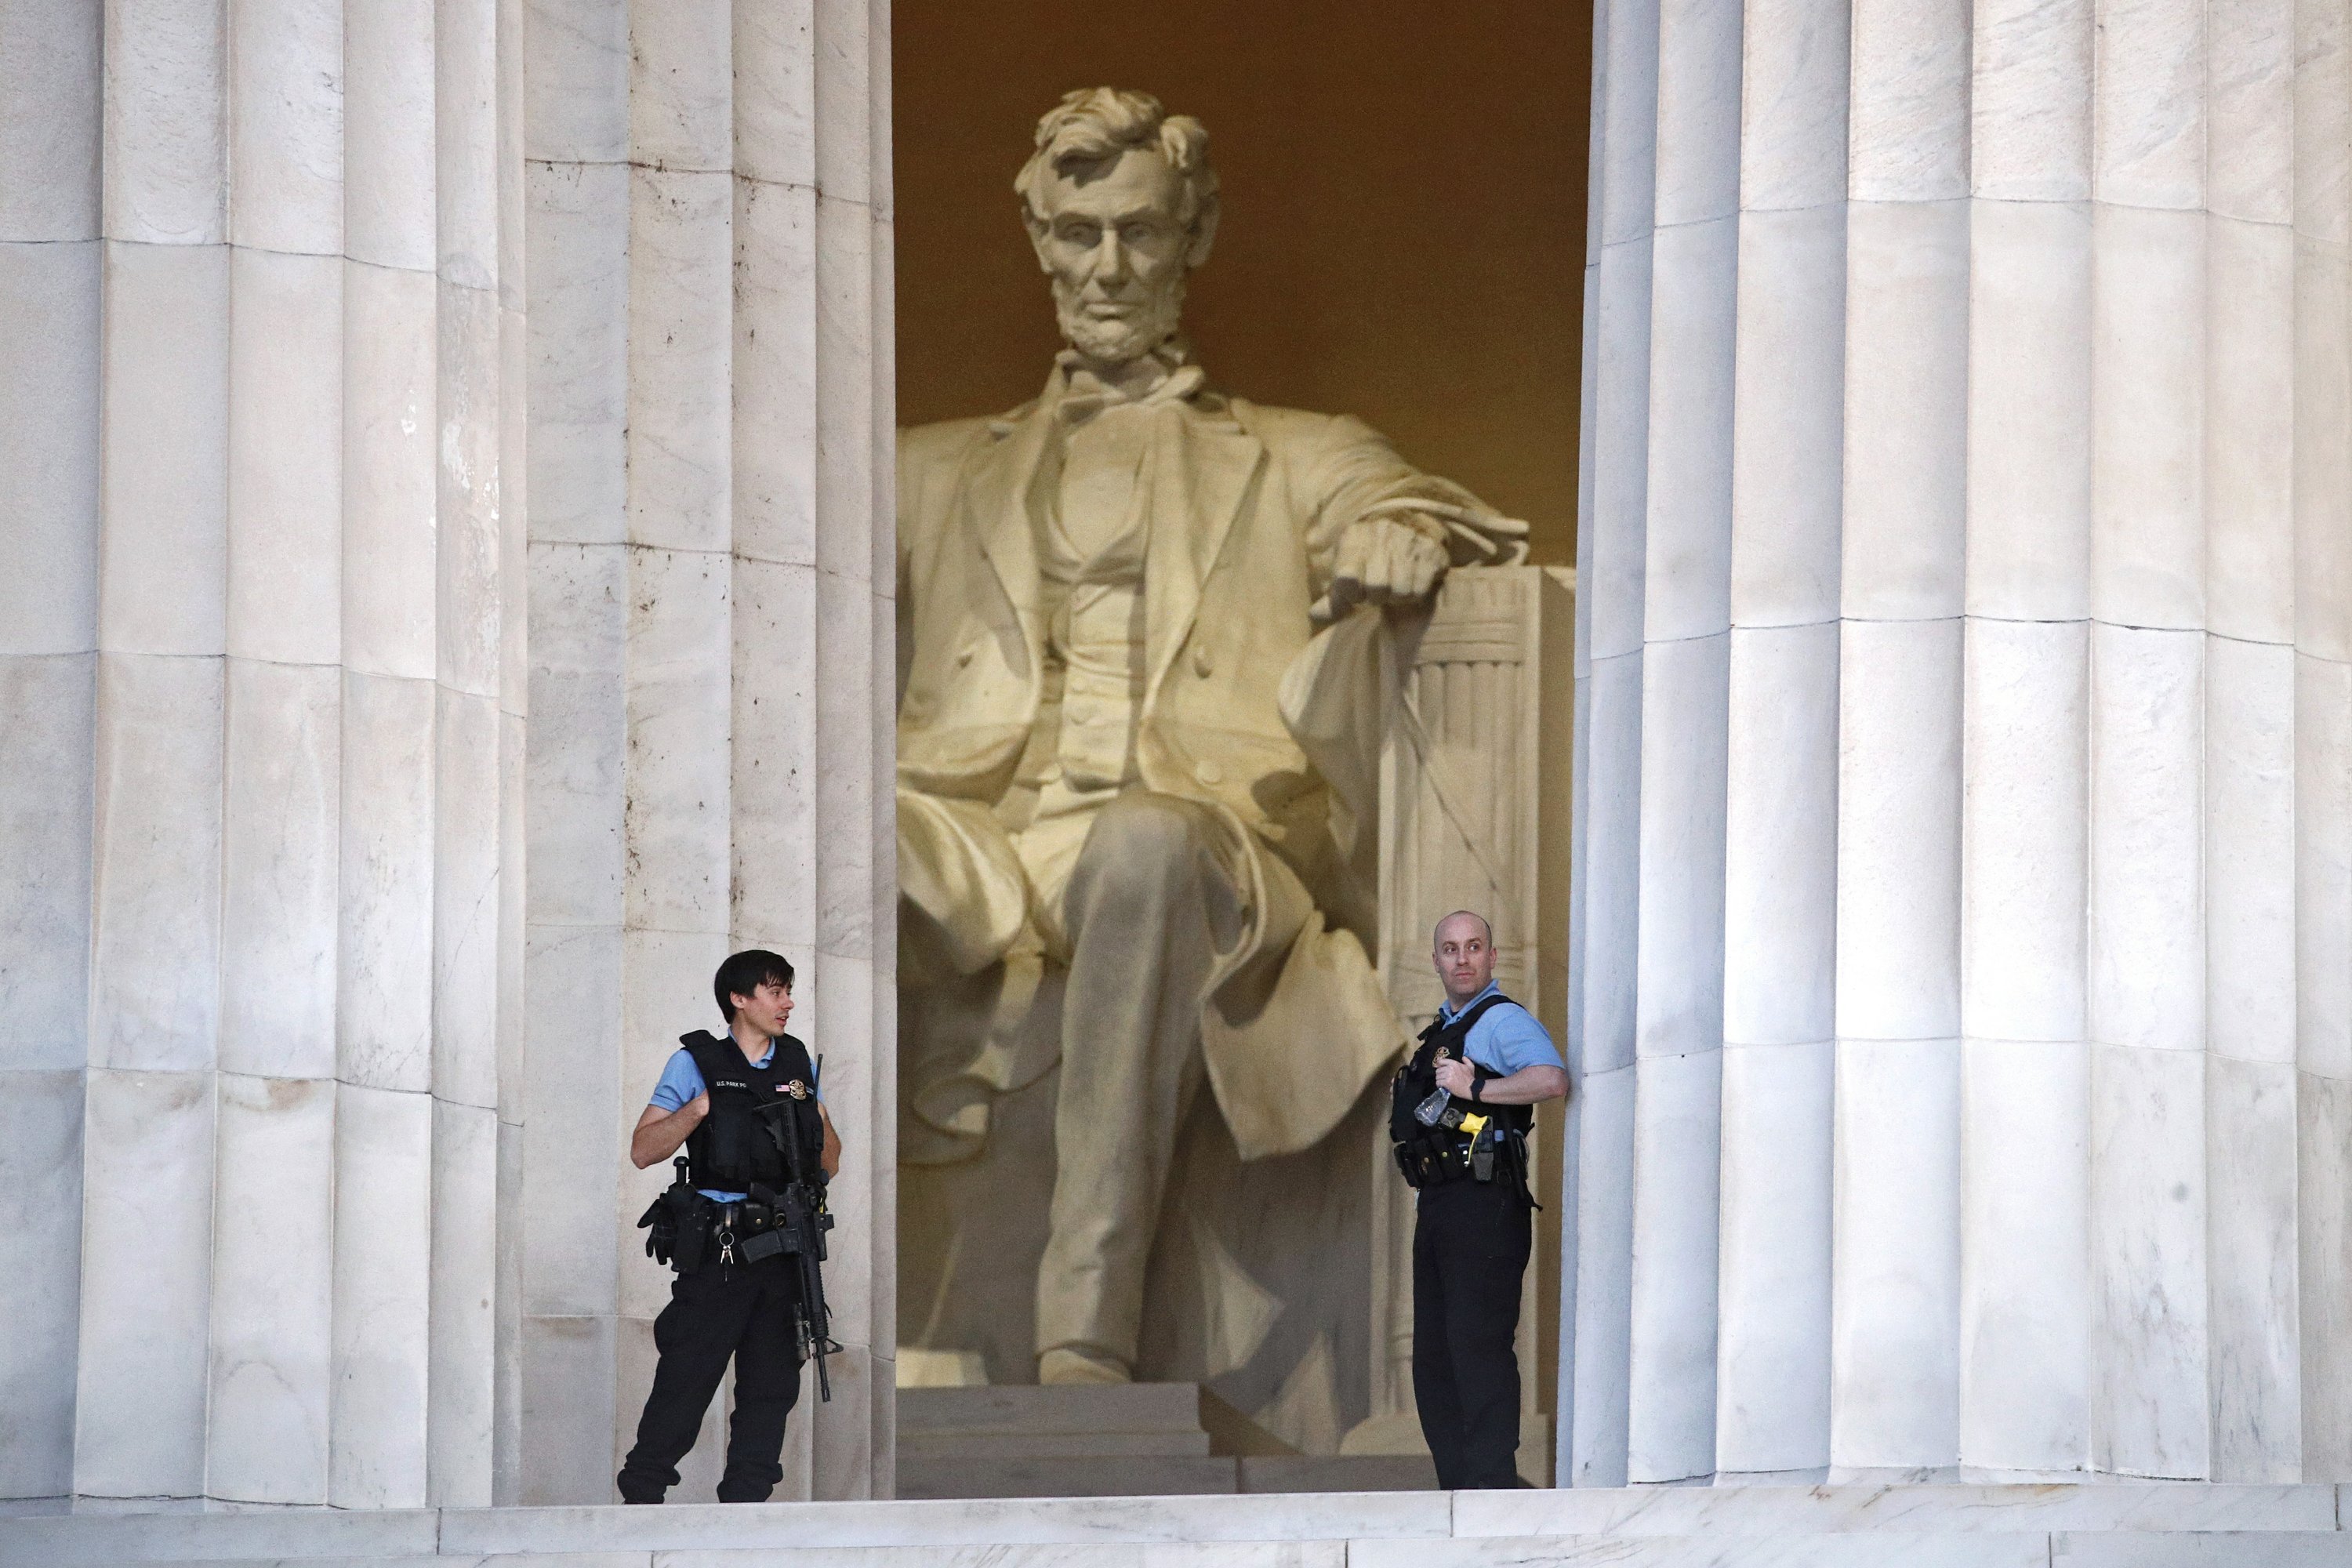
[1287,413,1530,622]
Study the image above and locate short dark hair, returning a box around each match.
[714,949,794,1021]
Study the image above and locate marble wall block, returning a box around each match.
[1633,633,1729,1057]
[1721,622,1838,1047]
[1715,1039,1833,1473]
[519,924,621,1319]
[2206,1053,2301,1481]
[523,162,628,547]
[622,547,732,934]
[340,671,437,1092]
[1727,204,1845,626]
[812,0,883,206]
[1961,618,2088,1043]
[2088,1042,2209,1478]
[1624,1048,1723,1483]
[810,569,879,956]
[437,281,505,699]
[728,177,818,568]
[1969,0,2091,200]
[517,1312,618,1506]
[732,0,818,190]
[1569,1061,1637,1487]
[626,169,732,554]
[0,655,96,1065]
[90,654,224,1073]
[2206,636,2297,1065]
[1650,0,1741,227]
[811,194,880,584]
[2205,216,2295,646]
[2090,0,2207,209]
[208,1073,335,1503]
[0,241,100,655]
[2298,1068,2352,1478]
[101,0,226,245]
[0,0,101,240]
[521,0,626,163]
[1831,1036,1962,1469]
[1965,199,2092,621]
[435,687,503,1109]
[2092,205,2207,630]
[524,547,626,930]
[493,1115,524,1504]
[730,557,818,941]
[627,0,731,172]
[1642,218,1737,643]
[227,0,343,255]
[1578,652,1645,1077]
[2298,654,2352,1083]
[430,1097,500,1504]
[1586,241,1654,662]
[1839,200,1969,619]
[2089,625,2205,1054]
[220,657,341,1080]
[99,240,229,656]
[1836,618,1962,1042]
[344,259,441,681]
[2293,242,2352,665]
[1735,0,1848,209]
[1844,0,1971,200]
[2208,0,2294,225]
[0,1070,85,1498]
[437,0,499,292]
[227,247,343,666]
[74,1067,216,1497]
[332,1081,434,1508]
[1595,0,1661,252]
[343,0,437,273]
[1959,1038,2089,1474]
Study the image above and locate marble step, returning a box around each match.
[8,1484,2350,1567]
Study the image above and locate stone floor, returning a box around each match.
[5,1483,2352,1566]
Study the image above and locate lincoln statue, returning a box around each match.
[895,88,1526,1385]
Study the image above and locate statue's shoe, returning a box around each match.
[1036,1345,1131,1385]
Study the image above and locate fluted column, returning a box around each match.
[0,0,524,1508]
[1570,0,2352,1484]
[520,0,896,1502]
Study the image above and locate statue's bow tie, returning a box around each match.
[1056,361,1207,425]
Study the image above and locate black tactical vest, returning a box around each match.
[1389,993,1533,1169]
[680,1030,825,1193]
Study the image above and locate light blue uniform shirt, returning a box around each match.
[1437,982,1564,1078]
[648,1038,822,1202]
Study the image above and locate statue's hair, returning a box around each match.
[1432,910,1495,949]
[1015,88,1219,233]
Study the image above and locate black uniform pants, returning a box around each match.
[1411,1175,1532,1490]
[617,1254,802,1502]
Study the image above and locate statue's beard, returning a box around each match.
[1054,274,1187,365]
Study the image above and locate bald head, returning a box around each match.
[1432,910,1497,1006]
[1432,910,1492,949]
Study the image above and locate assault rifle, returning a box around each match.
[746,1058,840,1400]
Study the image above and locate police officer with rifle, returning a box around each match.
[1390,911,1569,1490]
[617,949,842,1504]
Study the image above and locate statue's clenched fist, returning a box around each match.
[1323,516,1452,621]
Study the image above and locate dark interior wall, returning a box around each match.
[891,0,1594,564]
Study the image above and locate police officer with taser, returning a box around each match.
[1391,910,1569,1489]
[616,949,842,1504]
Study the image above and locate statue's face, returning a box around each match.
[1029,147,1196,365]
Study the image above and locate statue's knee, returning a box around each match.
[1074,793,1206,889]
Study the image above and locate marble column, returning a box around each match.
[0,0,525,1507]
[1569,0,2352,1485]
[519,0,896,1503]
